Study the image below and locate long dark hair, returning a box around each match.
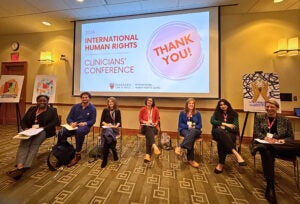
[214,99,237,122]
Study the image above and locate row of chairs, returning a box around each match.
[53,123,299,189]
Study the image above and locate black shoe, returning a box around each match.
[112,150,119,161]
[7,168,25,180]
[238,161,247,166]
[214,168,223,174]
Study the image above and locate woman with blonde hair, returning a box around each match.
[175,98,202,168]
[251,99,299,203]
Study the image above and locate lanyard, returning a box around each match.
[148,109,152,122]
[187,112,193,121]
[268,117,276,131]
[223,113,227,122]
[35,109,40,124]
[110,110,115,124]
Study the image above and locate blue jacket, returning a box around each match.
[66,103,96,128]
[178,111,202,132]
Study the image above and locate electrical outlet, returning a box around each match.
[294,96,297,101]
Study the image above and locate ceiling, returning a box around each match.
[0,0,299,36]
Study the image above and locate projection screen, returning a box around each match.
[73,7,220,98]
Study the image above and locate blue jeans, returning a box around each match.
[179,128,201,161]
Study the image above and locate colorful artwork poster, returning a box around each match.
[0,75,24,103]
[32,75,57,104]
[243,72,281,113]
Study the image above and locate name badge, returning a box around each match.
[266,133,273,138]
[32,124,39,129]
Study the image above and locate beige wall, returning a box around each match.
[1,9,300,139]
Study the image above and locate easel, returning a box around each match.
[0,103,22,132]
[239,111,256,153]
[239,71,264,153]
[16,103,22,132]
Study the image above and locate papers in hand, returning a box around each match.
[13,128,44,139]
[142,123,154,127]
[61,124,78,131]
[254,138,269,144]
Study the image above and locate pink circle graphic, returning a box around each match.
[147,22,204,80]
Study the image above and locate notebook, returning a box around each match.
[294,108,300,117]
[13,128,44,139]
[61,124,78,131]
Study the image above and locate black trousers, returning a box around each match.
[254,143,300,181]
[141,126,158,154]
[212,128,237,164]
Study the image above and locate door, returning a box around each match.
[0,61,27,124]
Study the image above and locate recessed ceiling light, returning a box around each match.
[274,0,284,3]
[42,21,51,26]
[76,0,85,2]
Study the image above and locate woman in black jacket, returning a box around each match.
[100,97,121,168]
[7,95,59,180]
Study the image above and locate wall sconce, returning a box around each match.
[287,37,299,56]
[274,37,300,56]
[39,51,54,64]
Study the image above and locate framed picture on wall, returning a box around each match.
[0,75,24,103]
[32,75,57,104]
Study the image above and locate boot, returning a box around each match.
[101,146,109,168]
[101,157,108,168]
[67,152,81,167]
[112,148,119,161]
[265,180,277,204]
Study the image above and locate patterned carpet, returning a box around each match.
[0,124,299,204]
